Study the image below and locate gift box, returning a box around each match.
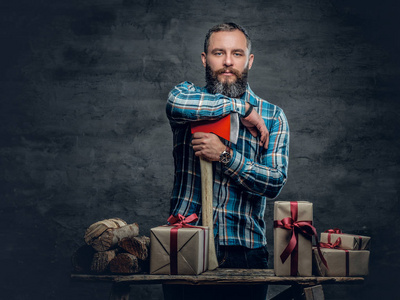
[313,248,369,277]
[274,201,314,276]
[320,230,371,250]
[150,215,209,275]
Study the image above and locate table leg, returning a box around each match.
[109,283,130,300]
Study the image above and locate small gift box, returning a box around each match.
[150,214,209,275]
[320,229,371,250]
[274,201,316,276]
[313,248,370,277]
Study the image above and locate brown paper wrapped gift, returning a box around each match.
[274,201,314,276]
[320,230,371,250]
[150,221,208,275]
[313,248,369,276]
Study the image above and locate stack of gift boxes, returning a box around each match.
[274,201,370,277]
[314,229,370,276]
[148,201,370,277]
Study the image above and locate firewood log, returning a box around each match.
[84,218,127,245]
[90,249,118,273]
[118,236,150,261]
[109,253,141,274]
[89,223,140,252]
[71,245,96,273]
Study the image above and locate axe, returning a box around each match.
[191,113,239,270]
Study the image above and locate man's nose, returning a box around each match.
[223,54,233,67]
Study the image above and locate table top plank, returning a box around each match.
[71,269,365,286]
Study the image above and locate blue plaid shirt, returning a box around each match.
[166,81,289,248]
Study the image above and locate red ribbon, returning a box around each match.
[274,202,328,275]
[167,213,205,275]
[345,250,350,276]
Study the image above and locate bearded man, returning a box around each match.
[164,23,289,300]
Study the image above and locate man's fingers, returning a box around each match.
[260,132,269,149]
[191,132,208,145]
[191,132,224,162]
[192,131,205,140]
[259,131,266,145]
[255,125,269,149]
[264,132,270,149]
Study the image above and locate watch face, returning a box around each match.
[220,150,231,164]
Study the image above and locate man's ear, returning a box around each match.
[201,52,207,67]
[248,54,254,70]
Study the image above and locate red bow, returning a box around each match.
[324,228,342,246]
[167,213,198,227]
[320,237,342,249]
[274,216,317,264]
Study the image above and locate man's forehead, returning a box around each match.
[208,30,248,52]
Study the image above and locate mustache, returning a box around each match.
[215,68,242,78]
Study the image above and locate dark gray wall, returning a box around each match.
[1,0,399,299]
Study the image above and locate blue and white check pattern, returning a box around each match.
[166,81,289,248]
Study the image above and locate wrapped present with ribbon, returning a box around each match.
[150,213,209,275]
[313,247,370,277]
[274,201,327,276]
[320,228,371,250]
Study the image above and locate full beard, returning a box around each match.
[205,64,249,98]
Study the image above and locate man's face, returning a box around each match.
[201,29,254,97]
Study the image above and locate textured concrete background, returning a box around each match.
[1,0,399,299]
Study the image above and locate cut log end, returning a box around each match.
[109,253,141,274]
[71,245,96,273]
[90,249,118,273]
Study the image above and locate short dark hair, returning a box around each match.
[204,23,252,54]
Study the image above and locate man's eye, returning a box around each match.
[215,52,223,56]
[234,53,243,57]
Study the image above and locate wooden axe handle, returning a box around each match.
[200,158,219,270]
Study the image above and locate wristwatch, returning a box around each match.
[219,147,232,165]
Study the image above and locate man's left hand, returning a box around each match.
[192,132,225,162]
[241,108,269,149]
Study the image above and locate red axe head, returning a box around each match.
[190,113,239,144]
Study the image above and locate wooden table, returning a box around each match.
[71,269,365,300]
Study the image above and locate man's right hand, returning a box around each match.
[241,103,269,149]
